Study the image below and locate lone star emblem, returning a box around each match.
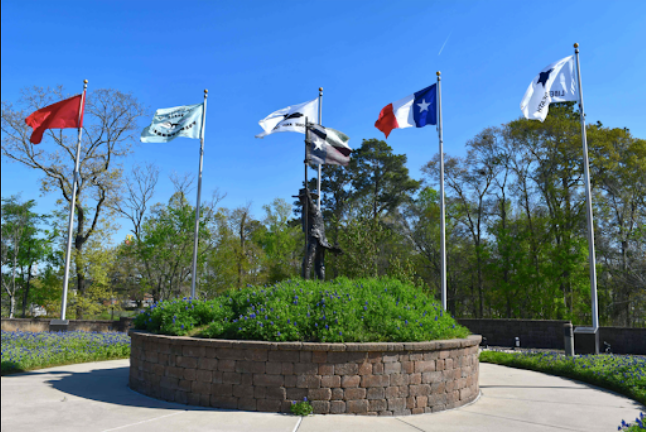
[313,139,323,151]
[417,99,430,112]
[537,69,553,87]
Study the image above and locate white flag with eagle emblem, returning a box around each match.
[521,55,578,122]
[255,98,318,138]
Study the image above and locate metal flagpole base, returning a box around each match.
[49,319,70,332]
[573,326,599,355]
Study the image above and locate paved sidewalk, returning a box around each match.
[1,360,643,432]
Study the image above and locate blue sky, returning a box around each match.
[2,0,645,239]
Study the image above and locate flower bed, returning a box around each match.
[1,330,130,375]
[133,278,470,342]
[130,331,480,415]
[479,350,646,406]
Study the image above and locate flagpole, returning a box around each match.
[574,43,600,342]
[190,89,208,299]
[317,87,323,210]
[437,71,447,312]
[304,117,310,279]
[58,79,88,323]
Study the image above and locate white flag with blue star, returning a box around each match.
[521,55,578,122]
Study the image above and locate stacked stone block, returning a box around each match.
[129,332,481,415]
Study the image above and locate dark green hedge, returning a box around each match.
[134,277,469,343]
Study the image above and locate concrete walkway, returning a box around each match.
[1,360,643,432]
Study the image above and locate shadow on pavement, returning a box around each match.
[42,366,215,410]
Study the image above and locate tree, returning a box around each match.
[2,86,145,317]
[589,124,646,326]
[423,142,497,318]
[1,196,51,318]
[257,198,301,283]
[352,139,420,220]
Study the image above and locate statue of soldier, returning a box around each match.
[293,188,341,280]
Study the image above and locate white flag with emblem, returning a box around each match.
[141,103,204,143]
[255,98,318,138]
[520,55,578,122]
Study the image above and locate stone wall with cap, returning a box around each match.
[129,331,481,415]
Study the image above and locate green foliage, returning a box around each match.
[134,278,470,342]
[133,294,234,336]
[479,350,646,406]
[290,398,313,416]
[1,195,55,318]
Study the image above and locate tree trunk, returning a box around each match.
[10,253,18,319]
[22,244,33,318]
[10,295,16,319]
[74,204,87,319]
[477,248,484,318]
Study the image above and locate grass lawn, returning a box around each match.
[1,330,130,376]
[480,350,645,430]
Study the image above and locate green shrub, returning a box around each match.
[134,277,470,342]
[290,398,313,416]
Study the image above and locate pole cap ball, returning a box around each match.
[319,87,323,92]
[436,71,441,76]
[574,43,579,48]
[204,89,208,94]
[84,79,88,84]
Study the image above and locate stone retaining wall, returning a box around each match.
[129,331,481,416]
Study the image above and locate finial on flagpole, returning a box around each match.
[574,43,579,48]
[204,89,208,94]
[84,79,88,84]
[436,71,441,76]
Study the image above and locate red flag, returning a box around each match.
[25,94,86,144]
[374,103,398,139]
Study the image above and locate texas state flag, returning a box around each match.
[375,84,437,138]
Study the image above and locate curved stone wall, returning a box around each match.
[129,331,480,415]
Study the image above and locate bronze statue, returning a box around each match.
[294,188,341,280]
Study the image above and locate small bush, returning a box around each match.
[290,398,313,416]
[134,277,469,343]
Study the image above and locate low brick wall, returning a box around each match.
[457,319,570,350]
[1,317,135,333]
[129,331,481,415]
[599,327,646,355]
[456,319,646,355]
